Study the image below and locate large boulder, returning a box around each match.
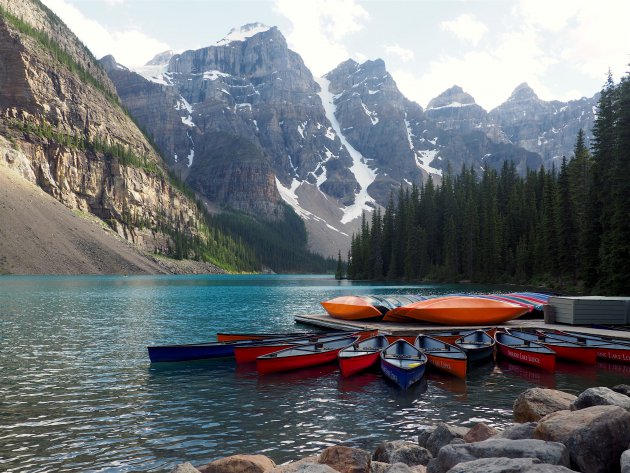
[612,385,630,397]
[513,388,577,423]
[534,405,630,473]
[370,461,389,473]
[319,446,371,473]
[621,449,630,473]
[418,427,437,449]
[171,463,202,473]
[266,456,319,473]
[373,440,432,466]
[198,455,276,473]
[425,423,469,457]
[496,422,537,440]
[463,423,498,443]
[445,457,574,473]
[425,438,569,473]
[571,387,630,411]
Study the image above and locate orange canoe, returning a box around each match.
[321,296,385,320]
[388,296,529,326]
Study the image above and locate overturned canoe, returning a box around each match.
[380,339,428,389]
[338,335,389,377]
[414,335,468,378]
[321,295,425,321]
[495,331,556,371]
[387,296,530,325]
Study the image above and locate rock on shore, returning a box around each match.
[170,386,630,473]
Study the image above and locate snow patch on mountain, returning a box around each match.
[203,70,231,81]
[426,101,474,111]
[361,102,379,125]
[316,76,376,224]
[175,97,195,127]
[275,178,349,237]
[415,150,442,176]
[216,23,271,46]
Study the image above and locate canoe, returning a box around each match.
[380,339,428,389]
[321,295,425,321]
[386,296,530,325]
[541,330,630,364]
[414,335,468,378]
[455,330,495,363]
[426,327,496,345]
[216,331,312,342]
[256,336,359,375]
[507,329,598,365]
[494,331,556,371]
[338,335,389,377]
[235,330,377,364]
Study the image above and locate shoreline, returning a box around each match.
[171,385,630,473]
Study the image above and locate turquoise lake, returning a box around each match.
[1,275,628,472]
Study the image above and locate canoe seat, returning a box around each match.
[461,341,491,345]
[386,354,421,359]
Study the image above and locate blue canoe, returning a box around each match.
[147,335,306,363]
[380,339,428,389]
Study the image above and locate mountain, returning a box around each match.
[0,0,256,274]
[102,24,598,258]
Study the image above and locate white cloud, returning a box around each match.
[385,44,414,63]
[440,13,488,46]
[273,0,369,76]
[392,25,557,110]
[42,0,170,68]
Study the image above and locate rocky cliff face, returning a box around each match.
[0,0,211,258]
[102,23,598,257]
[488,83,597,165]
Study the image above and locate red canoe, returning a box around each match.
[541,330,630,364]
[338,335,389,377]
[235,330,378,363]
[256,336,359,375]
[508,329,598,365]
[415,335,468,378]
[495,331,556,371]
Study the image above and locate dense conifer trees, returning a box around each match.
[347,71,630,295]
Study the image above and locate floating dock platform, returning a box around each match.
[295,313,630,341]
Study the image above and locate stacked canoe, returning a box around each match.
[321,292,550,325]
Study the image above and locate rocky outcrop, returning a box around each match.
[0,0,214,264]
[444,457,573,473]
[534,405,630,473]
[425,86,487,133]
[513,388,577,422]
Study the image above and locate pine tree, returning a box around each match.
[335,250,344,280]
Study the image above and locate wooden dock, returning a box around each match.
[295,313,630,341]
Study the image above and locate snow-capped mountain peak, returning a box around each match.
[216,23,272,46]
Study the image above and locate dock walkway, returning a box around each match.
[295,313,630,341]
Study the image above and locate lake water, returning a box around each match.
[1,275,628,472]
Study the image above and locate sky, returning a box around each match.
[41,0,629,110]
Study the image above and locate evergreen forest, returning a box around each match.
[346,71,630,296]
